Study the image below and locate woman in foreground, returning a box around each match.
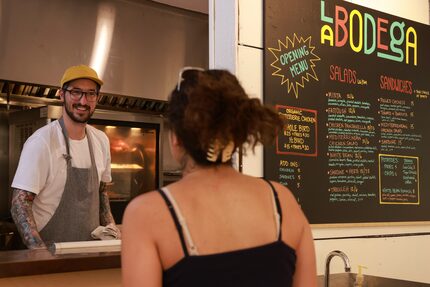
[121,68,317,287]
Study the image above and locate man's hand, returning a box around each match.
[106,223,121,239]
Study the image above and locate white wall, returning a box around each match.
[210,0,430,283]
[346,0,429,25]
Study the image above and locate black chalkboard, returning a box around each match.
[263,0,430,224]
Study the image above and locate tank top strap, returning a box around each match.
[263,179,283,241]
[157,188,199,256]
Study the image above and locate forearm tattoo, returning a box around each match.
[99,182,116,226]
[10,189,46,249]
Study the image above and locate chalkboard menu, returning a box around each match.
[264,0,430,224]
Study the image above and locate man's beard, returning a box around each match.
[64,97,94,123]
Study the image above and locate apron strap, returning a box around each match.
[58,117,96,167]
[58,117,71,162]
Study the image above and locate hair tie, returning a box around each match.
[221,141,235,163]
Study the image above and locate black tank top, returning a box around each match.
[157,179,297,287]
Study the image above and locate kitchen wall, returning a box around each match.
[0,0,208,101]
[209,0,430,283]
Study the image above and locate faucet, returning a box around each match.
[324,250,351,287]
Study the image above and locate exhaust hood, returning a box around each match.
[0,0,208,102]
[0,79,167,114]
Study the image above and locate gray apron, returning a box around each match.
[40,117,100,243]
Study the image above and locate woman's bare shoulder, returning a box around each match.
[269,181,299,203]
[122,190,167,227]
[267,181,309,234]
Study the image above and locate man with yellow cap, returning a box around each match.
[10,65,120,249]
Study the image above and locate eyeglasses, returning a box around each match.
[177,66,205,91]
[63,88,99,102]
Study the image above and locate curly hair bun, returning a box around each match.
[167,69,283,166]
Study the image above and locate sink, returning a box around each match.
[317,273,430,287]
[318,273,353,287]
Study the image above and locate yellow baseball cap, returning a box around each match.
[60,64,104,87]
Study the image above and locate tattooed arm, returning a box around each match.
[99,182,121,238]
[99,182,115,225]
[10,189,46,249]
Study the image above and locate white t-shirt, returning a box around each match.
[11,120,112,231]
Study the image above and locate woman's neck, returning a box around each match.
[182,162,234,179]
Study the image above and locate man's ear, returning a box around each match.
[58,89,65,102]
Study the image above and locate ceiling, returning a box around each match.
[152,0,208,14]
